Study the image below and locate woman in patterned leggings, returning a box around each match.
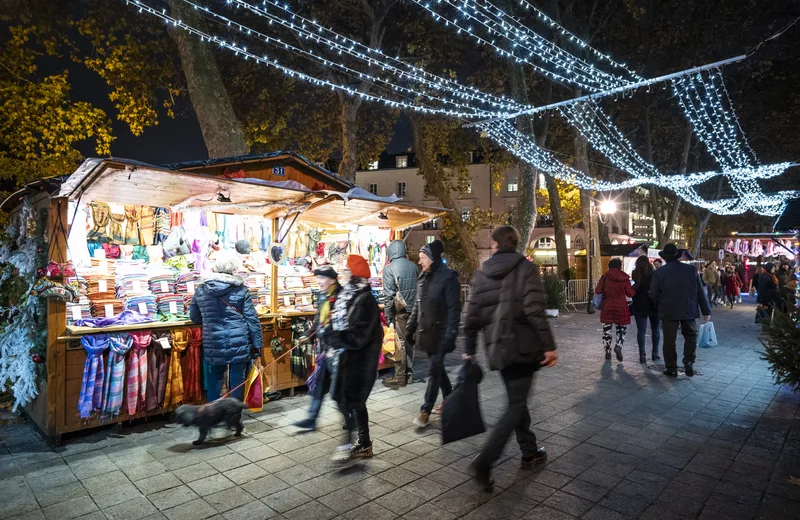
[595,258,636,361]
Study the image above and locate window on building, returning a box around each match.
[397,182,407,197]
[535,237,555,249]
[396,155,408,168]
[368,183,378,195]
[423,219,438,230]
[367,160,379,170]
[461,207,471,221]
[426,235,435,244]
[507,176,518,192]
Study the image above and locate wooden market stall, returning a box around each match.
[3,157,445,445]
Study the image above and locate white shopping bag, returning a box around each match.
[698,322,718,348]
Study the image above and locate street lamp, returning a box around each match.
[587,198,617,314]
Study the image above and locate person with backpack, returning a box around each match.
[461,226,558,491]
[381,240,418,388]
[406,240,461,428]
[595,258,636,362]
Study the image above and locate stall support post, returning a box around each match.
[46,197,68,443]
[270,218,279,313]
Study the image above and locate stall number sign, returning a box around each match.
[186,281,195,294]
[169,301,178,314]
[160,281,170,293]
[104,304,114,318]
[718,249,725,260]
[98,279,108,293]
[138,303,148,315]
[272,166,286,177]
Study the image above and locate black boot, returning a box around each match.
[605,348,612,360]
[521,447,547,469]
[652,352,661,362]
[639,354,647,363]
[684,363,694,377]
[470,460,495,492]
[614,346,623,362]
[663,368,678,377]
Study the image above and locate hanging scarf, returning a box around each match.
[153,207,171,245]
[88,202,111,242]
[184,327,203,403]
[101,333,132,417]
[109,213,126,244]
[126,332,150,415]
[124,205,142,245]
[318,285,337,328]
[140,206,155,246]
[164,329,188,408]
[332,280,369,331]
[291,320,311,379]
[78,334,110,419]
[146,332,170,411]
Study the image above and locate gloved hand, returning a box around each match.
[250,346,261,360]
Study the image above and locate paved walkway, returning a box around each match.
[2,300,799,520]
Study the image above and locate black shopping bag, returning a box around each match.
[441,359,485,445]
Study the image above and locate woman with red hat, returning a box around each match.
[328,254,383,464]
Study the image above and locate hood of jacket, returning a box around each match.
[387,240,408,262]
[604,268,630,283]
[482,251,525,279]
[202,272,245,296]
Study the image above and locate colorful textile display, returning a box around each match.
[124,205,142,245]
[126,332,150,415]
[146,332,169,411]
[88,202,110,242]
[156,294,186,315]
[140,206,155,245]
[109,213,126,244]
[124,294,157,318]
[149,273,176,295]
[153,207,171,245]
[165,329,188,407]
[78,334,110,419]
[184,327,203,403]
[101,333,132,417]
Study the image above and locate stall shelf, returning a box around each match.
[3,156,445,445]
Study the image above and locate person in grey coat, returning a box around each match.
[381,240,418,387]
[189,258,263,401]
[649,244,711,378]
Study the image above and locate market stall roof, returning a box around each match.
[55,158,313,215]
[774,198,800,232]
[0,175,71,212]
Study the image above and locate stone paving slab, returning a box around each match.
[2,301,800,520]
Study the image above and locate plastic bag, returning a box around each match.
[382,325,396,356]
[698,322,718,348]
[244,360,263,412]
[591,293,604,311]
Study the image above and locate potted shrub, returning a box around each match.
[542,273,566,317]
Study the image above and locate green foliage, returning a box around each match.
[440,207,508,276]
[541,272,567,309]
[537,179,583,227]
[761,307,800,392]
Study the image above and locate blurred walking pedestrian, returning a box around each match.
[650,244,711,378]
[595,258,635,362]
[722,265,742,309]
[703,261,720,307]
[406,240,461,428]
[462,226,558,491]
[631,255,660,363]
[757,262,781,327]
[381,240,418,388]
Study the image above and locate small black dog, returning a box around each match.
[174,398,245,445]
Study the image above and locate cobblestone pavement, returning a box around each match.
[2,300,799,520]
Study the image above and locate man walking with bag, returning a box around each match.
[462,226,558,491]
[381,240,418,388]
[650,244,711,377]
[407,240,461,428]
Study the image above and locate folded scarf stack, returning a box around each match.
[116,272,150,298]
[149,272,176,295]
[67,301,92,324]
[175,271,201,298]
[90,299,124,318]
[125,294,158,318]
[85,274,116,297]
[156,294,186,315]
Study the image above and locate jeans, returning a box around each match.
[422,349,452,414]
[661,319,699,369]
[707,285,717,304]
[634,315,661,358]
[394,313,413,381]
[206,362,249,402]
[475,363,538,469]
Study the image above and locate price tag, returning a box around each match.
[98,279,108,293]
[95,249,106,260]
[160,281,169,293]
[104,304,114,318]
[156,337,171,350]
[254,276,264,287]
[283,296,291,307]
[138,302,148,315]
[71,306,82,321]
[99,260,108,272]
[169,301,178,314]
[132,280,142,293]
[301,296,309,305]
[186,281,195,294]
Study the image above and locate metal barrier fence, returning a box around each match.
[461,285,471,305]
[567,279,589,310]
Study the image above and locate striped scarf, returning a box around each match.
[139,206,155,246]
[101,333,132,417]
[153,207,171,245]
[184,327,203,403]
[124,205,142,245]
[165,329,188,408]
[78,334,110,419]
[126,332,150,415]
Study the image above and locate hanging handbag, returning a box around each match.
[392,270,408,313]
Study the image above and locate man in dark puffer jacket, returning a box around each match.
[382,240,418,387]
[406,240,461,428]
[189,258,263,401]
[462,226,558,491]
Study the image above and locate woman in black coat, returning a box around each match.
[630,255,660,363]
[329,255,383,464]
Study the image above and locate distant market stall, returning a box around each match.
[1,154,445,445]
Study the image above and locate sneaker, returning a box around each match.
[331,444,354,464]
[413,411,430,428]
[432,402,444,415]
[351,442,373,459]
[294,418,316,431]
[521,447,547,469]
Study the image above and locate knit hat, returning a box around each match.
[346,255,371,279]
[212,258,242,275]
[420,240,445,262]
[763,262,776,273]
[313,266,338,280]
[235,240,251,255]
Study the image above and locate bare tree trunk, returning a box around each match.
[575,138,601,287]
[168,0,248,158]
[546,174,570,279]
[691,176,725,257]
[508,65,537,253]
[409,115,478,277]
[338,100,363,181]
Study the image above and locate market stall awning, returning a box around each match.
[56,159,312,215]
[297,191,447,229]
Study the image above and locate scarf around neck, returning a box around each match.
[79,334,110,419]
[332,279,370,332]
[126,331,150,415]
[101,333,133,417]
[164,329,189,408]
